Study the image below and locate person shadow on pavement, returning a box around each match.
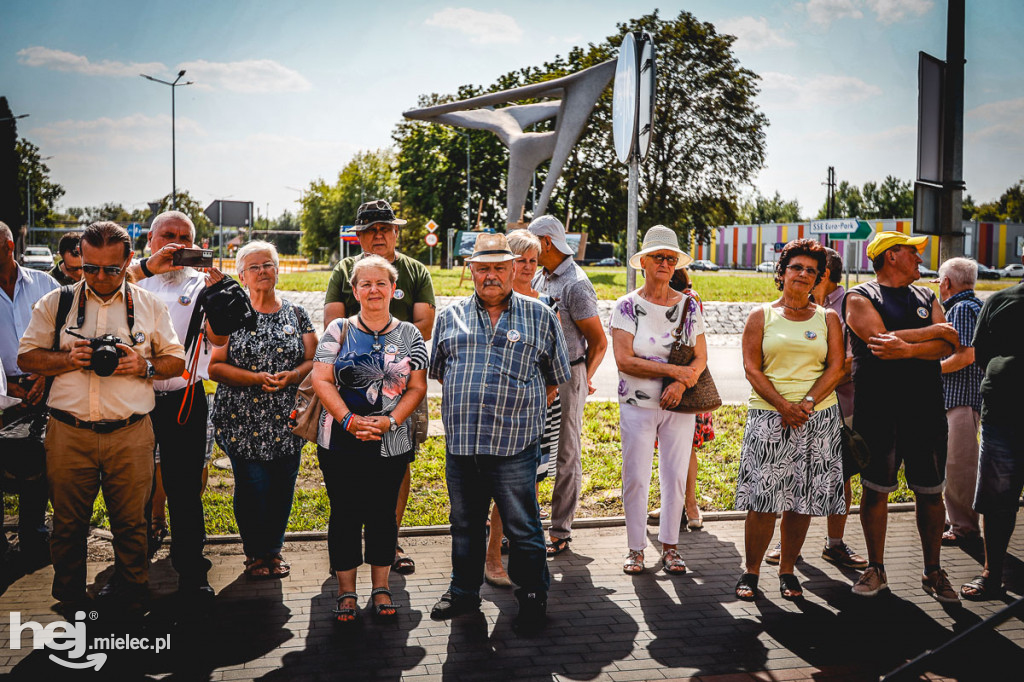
[256,571,426,681]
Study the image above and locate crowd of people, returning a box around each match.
[0,205,1021,634]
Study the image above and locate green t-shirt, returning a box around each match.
[325,251,435,322]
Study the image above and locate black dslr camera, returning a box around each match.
[84,334,127,377]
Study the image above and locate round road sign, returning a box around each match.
[636,36,656,161]
[612,32,638,164]
[424,232,439,247]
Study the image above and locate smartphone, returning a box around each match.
[172,248,214,268]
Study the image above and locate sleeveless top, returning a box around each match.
[749,302,837,411]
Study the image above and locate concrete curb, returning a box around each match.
[87,502,920,545]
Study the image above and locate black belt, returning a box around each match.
[570,356,587,366]
[50,409,146,434]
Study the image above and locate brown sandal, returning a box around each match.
[266,554,291,579]
[244,557,270,579]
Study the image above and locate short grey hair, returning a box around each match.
[235,240,279,272]
[0,221,12,245]
[938,257,977,289]
[150,210,196,241]
[350,254,398,289]
[506,229,541,257]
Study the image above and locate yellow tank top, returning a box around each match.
[748,302,838,411]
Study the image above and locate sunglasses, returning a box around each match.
[82,262,126,276]
[648,254,679,265]
[63,264,83,272]
[786,264,819,277]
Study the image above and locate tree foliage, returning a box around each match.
[16,138,65,228]
[736,191,802,224]
[968,179,1024,223]
[154,190,214,238]
[815,175,913,220]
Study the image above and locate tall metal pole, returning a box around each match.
[141,71,192,211]
[939,0,965,261]
[626,155,639,292]
[465,133,472,231]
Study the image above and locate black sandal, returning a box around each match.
[961,574,1005,601]
[371,586,398,620]
[735,573,759,602]
[546,537,571,557]
[779,573,803,600]
[393,546,416,574]
[333,592,359,624]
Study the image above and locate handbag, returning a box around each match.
[290,318,348,443]
[663,295,722,414]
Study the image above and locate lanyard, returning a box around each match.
[68,283,137,345]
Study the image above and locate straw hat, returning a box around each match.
[628,225,694,269]
[465,232,520,263]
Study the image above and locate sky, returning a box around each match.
[2,0,1022,224]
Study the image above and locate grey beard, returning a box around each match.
[159,267,196,286]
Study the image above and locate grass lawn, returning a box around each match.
[276,267,1018,302]
[14,400,912,534]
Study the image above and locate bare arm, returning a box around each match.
[576,315,608,387]
[18,345,86,377]
[411,302,435,341]
[207,340,272,389]
[941,345,975,373]
[847,293,957,361]
[741,307,809,427]
[611,328,696,384]
[323,302,345,330]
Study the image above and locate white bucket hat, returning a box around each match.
[628,225,694,270]
[465,232,521,263]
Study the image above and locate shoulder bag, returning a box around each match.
[290,317,348,443]
[662,295,722,414]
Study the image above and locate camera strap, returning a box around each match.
[177,326,205,426]
[70,282,137,344]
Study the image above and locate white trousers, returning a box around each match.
[620,403,696,550]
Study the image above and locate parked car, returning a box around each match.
[756,261,776,273]
[593,257,621,267]
[976,264,1001,280]
[918,264,938,278]
[20,246,53,271]
[689,259,720,271]
[1000,263,1024,279]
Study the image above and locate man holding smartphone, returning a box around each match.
[128,211,229,610]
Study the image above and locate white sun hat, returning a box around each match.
[628,225,694,270]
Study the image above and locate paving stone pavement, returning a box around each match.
[1,510,1022,681]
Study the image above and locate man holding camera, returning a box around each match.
[18,221,185,613]
[126,210,228,605]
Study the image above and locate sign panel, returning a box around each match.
[917,52,945,185]
[204,200,253,227]
[914,182,943,235]
[425,232,439,247]
[612,32,638,164]
[636,36,656,162]
[425,219,438,233]
[810,219,859,235]
[127,223,142,239]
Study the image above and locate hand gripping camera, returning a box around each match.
[66,331,127,377]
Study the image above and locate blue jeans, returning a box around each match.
[974,422,1024,515]
[229,454,300,559]
[446,442,549,600]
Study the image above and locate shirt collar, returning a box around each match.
[84,278,128,304]
[544,255,574,278]
[942,289,977,309]
[824,284,846,308]
[473,289,515,312]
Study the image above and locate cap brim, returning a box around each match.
[353,219,407,231]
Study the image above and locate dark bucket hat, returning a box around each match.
[354,199,408,231]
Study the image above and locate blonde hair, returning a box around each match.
[506,229,541,257]
[350,254,398,288]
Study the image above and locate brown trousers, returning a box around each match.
[46,416,155,601]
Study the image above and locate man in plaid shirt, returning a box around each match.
[935,258,984,546]
[428,233,569,635]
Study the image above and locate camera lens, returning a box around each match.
[90,343,120,377]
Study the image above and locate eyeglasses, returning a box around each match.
[244,261,278,275]
[362,225,395,236]
[64,264,83,272]
[648,254,679,265]
[786,264,819,277]
[82,262,126,276]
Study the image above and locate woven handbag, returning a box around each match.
[290,318,348,442]
[663,295,722,414]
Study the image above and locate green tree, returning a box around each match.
[154,190,213,239]
[16,138,65,228]
[862,176,913,218]
[299,148,400,259]
[816,181,865,219]
[736,191,802,224]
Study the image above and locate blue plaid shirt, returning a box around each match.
[941,289,984,412]
[430,292,570,456]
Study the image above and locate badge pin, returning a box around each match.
[283,324,296,335]
[393,289,405,300]
[507,329,521,343]
[384,343,398,354]
[804,330,817,340]
[133,332,146,344]
[917,307,929,319]
[178,294,192,306]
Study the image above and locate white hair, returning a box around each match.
[235,240,279,272]
[150,210,196,241]
[938,257,977,289]
[0,222,12,245]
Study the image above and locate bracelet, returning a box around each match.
[342,413,354,431]
[139,257,154,278]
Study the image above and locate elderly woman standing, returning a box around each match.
[209,240,317,580]
[610,225,706,575]
[734,238,846,601]
[311,255,427,623]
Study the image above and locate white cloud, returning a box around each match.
[966,97,1024,149]
[424,7,523,45]
[865,0,934,25]
[30,114,205,152]
[719,17,795,51]
[760,71,882,108]
[802,0,863,27]
[17,46,165,78]
[178,59,312,93]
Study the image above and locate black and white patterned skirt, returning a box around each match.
[735,404,846,516]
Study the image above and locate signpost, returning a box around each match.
[425,219,439,265]
[425,219,438,233]
[811,218,872,290]
[126,223,142,240]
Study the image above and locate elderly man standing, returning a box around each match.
[126,211,229,606]
[429,233,570,634]
[323,199,435,576]
[0,221,58,565]
[934,258,985,547]
[844,231,959,602]
[19,221,185,613]
[527,215,606,556]
[959,250,1024,600]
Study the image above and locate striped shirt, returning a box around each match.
[941,289,984,412]
[430,292,571,456]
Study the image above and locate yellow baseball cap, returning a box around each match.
[866,231,928,260]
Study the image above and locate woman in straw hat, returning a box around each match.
[609,225,706,575]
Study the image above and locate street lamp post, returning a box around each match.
[141,70,193,210]
[455,130,471,231]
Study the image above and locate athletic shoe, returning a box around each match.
[851,566,888,597]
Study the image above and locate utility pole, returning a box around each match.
[938,0,965,261]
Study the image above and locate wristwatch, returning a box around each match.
[387,415,398,431]
[802,395,816,407]
[144,359,156,379]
